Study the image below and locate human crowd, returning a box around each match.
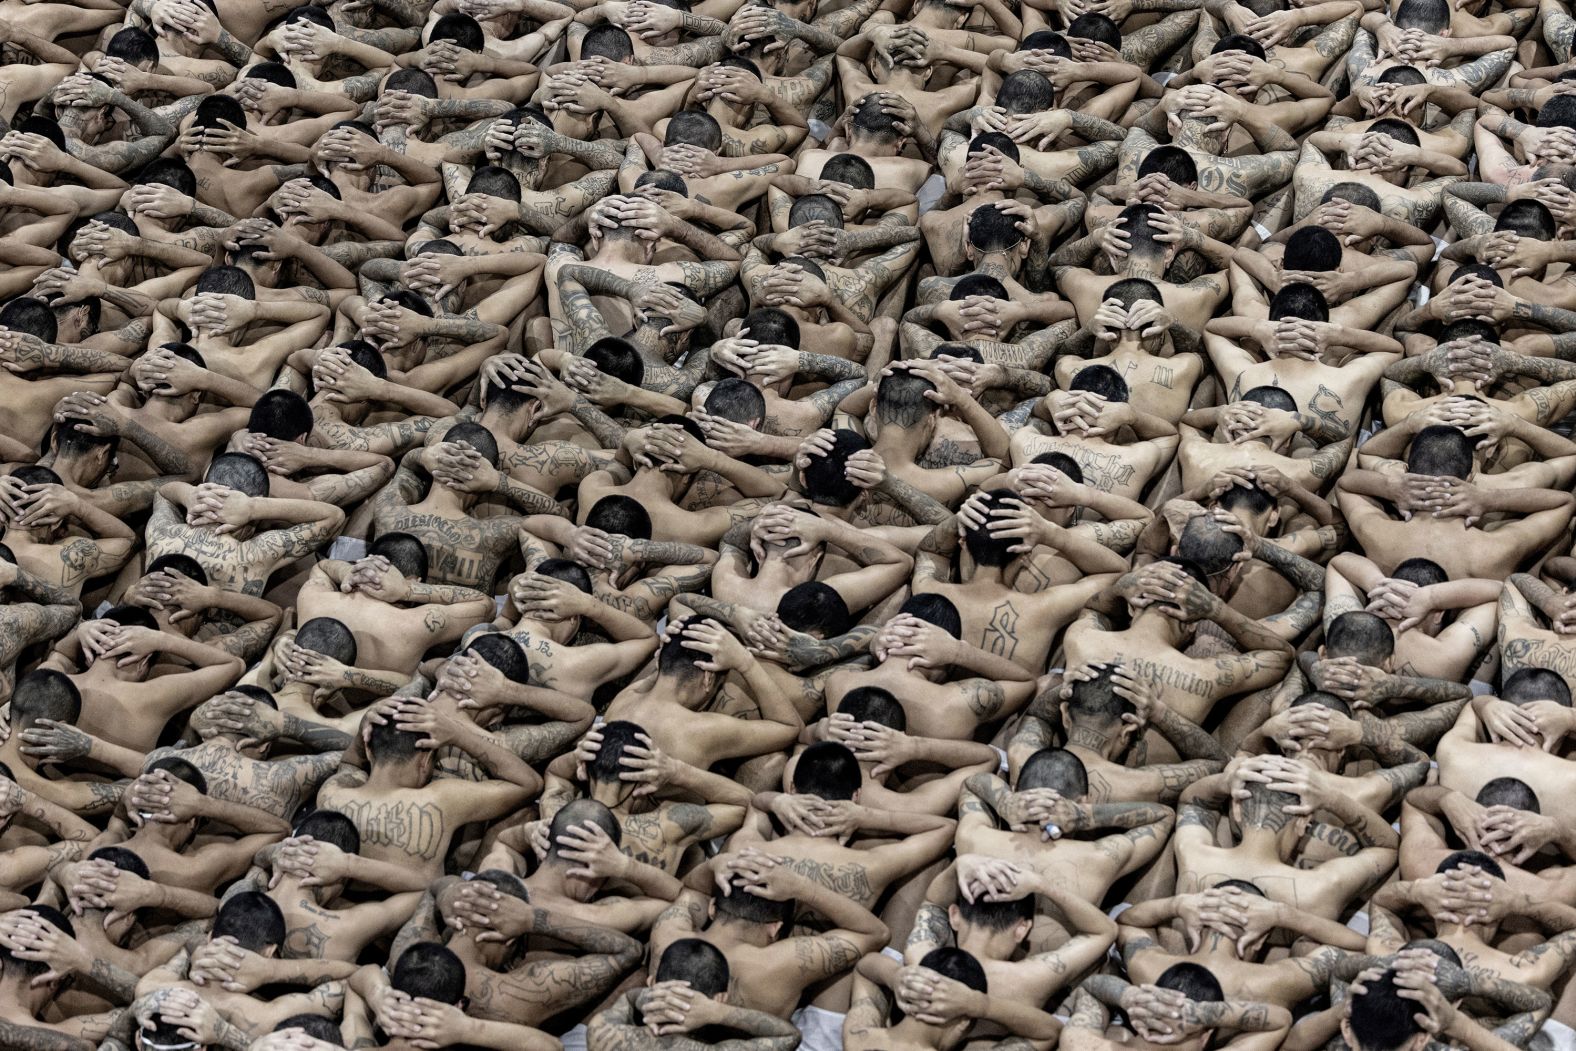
[3,0,1576,1046]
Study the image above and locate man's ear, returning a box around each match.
[767,920,783,939]
[1059,700,1073,729]
[947,904,964,932]
[1013,916,1032,943]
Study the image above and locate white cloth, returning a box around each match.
[329,536,368,562]
[560,1023,588,1051]
[917,173,947,215]
[1535,1018,1576,1051]
[791,1005,847,1051]
[882,946,905,962]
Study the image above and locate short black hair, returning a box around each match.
[961,488,1019,567]
[821,153,875,189]
[777,581,852,637]
[664,109,722,151]
[195,265,256,301]
[1177,514,1245,575]
[1325,611,1395,665]
[192,94,246,132]
[465,633,530,683]
[1157,962,1224,1004]
[103,604,159,632]
[950,274,1008,302]
[585,336,644,386]
[1138,145,1197,185]
[212,891,287,953]
[89,846,150,880]
[1066,12,1121,47]
[1495,200,1557,241]
[839,686,906,731]
[431,12,484,49]
[634,169,688,196]
[742,307,800,349]
[1348,969,1422,1051]
[1406,425,1474,479]
[1476,777,1540,813]
[1030,451,1084,482]
[997,70,1054,115]
[1064,666,1134,728]
[801,429,869,507]
[1368,117,1421,148]
[548,799,622,858]
[368,532,429,581]
[134,157,197,198]
[876,369,938,429]
[0,905,74,983]
[582,22,634,60]
[292,809,362,854]
[107,26,160,65]
[535,557,593,595]
[1269,282,1329,323]
[1218,482,1274,518]
[1501,668,1573,706]
[147,755,208,794]
[654,938,730,997]
[1285,227,1342,272]
[920,947,988,993]
[792,741,861,800]
[1323,182,1381,211]
[1019,30,1071,56]
[274,1017,342,1044]
[384,68,439,98]
[1391,558,1448,589]
[467,164,522,202]
[1070,364,1129,403]
[0,297,57,342]
[1451,264,1503,288]
[712,878,793,925]
[444,421,500,467]
[704,377,766,424]
[1018,747,1089,795]
[587,720,645,784]
[789,194,844,230]
[204,451,269,497]
[899,593,962,638]
[1211,33,1266,59]
[1394,0,1449,31]
[296,617,358,665]
[956,891,1034,930]
[1241,385,1298,413]
[1539,95,1576,131]
[10,670,82,730]
[657,616,714,680]
[245,61,297,88]
[392,942,466,1004]
[1435,849,1504,881]
[248,389,313,441]
[587,494,653,539]
[967,201,1026,253]
[851,94,901,140]
[1376,65,1427,87]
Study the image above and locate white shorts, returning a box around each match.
[791,1004,847,1051]
[559,1023,588,1051]
[1538,1019,1576,1051]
